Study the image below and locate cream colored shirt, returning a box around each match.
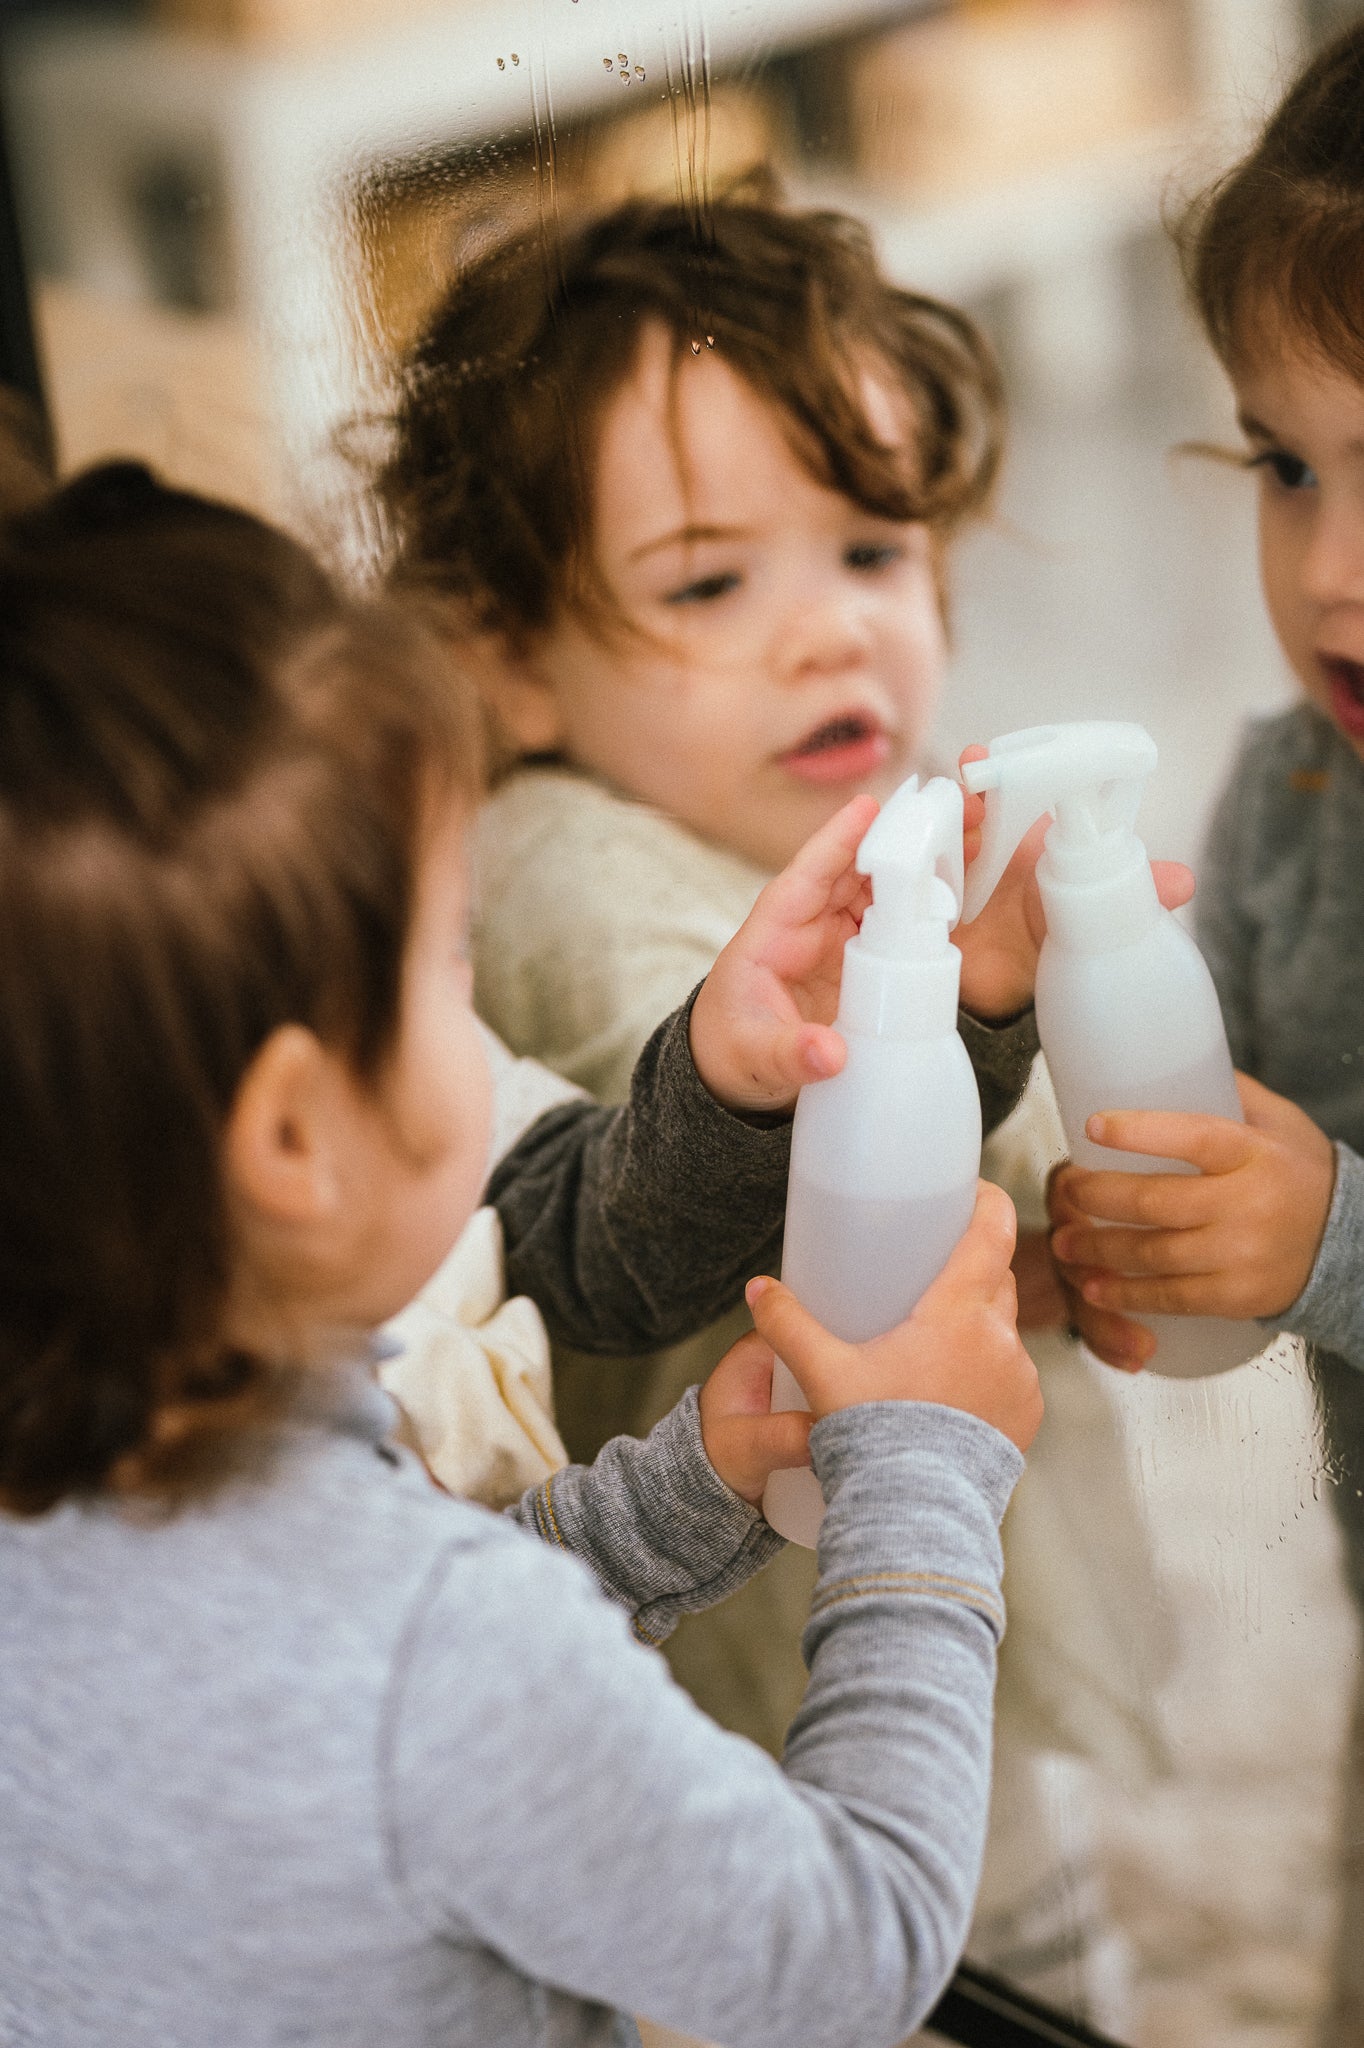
[379,1025,582,1507]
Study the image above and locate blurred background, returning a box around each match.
[2,2,1362,2043]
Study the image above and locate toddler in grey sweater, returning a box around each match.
[1047,39,1364,2036]
[0,463,1042,2048]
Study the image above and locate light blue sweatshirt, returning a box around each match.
[0,1367,1019,2048]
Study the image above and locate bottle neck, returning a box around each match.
[839,933,962,1039]
[1037,834,1161,951]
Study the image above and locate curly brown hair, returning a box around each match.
[0,462,481,1515]
[375,188,1003,638]
[1178,20,1364,378]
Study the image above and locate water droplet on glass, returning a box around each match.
[511,51,519,64]
[620,70,631,83]
[618,51,628,61]
[634,65,645,78]
[705,333,715,347]
[690,337,702,354]
[497,55,504,68]
[602,55,613,69]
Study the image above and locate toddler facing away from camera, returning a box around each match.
[378,192,1181,2026]
[0,459,1044,2048]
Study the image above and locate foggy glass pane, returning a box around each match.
[4,2,1363,2044]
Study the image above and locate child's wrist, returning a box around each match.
[686,995,795,1124]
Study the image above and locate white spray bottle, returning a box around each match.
[959,721,1261,1380]
[764,775,982,1547]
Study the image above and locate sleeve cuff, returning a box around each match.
[643,1383,775,1564]
[810,1401,1023,1528]
[1274,1142,1364,1366]
[804,1403,1022,1646]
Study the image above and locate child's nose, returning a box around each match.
[781,588,875,679]
[1300,499,1364,608]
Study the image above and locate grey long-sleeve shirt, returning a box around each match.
[1197,704,1364,1366]
[1,1364,1020,2048]
[1,998,1031,2048]
[486,992,1040,1355]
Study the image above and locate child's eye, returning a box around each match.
[1249,449,1318,491]
[663,571,741,606]
[845,541,906,573]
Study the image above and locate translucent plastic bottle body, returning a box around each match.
[763,1033,981,1545]
[1037,915,1263,1379]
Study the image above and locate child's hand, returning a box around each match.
[743,1181,1042,1453]
[689,794,876,1115]
[955,747,1195,1021]
[1049,1074,1337,1328]
[1013,1228,1068,1332]
[1045,1164,1156,1370]
[699,1331,816,1504]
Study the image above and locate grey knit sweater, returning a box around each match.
[1197,703,1364,1365]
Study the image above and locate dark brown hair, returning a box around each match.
[376,187,1003,636]
[0,461,481,1515]
[1180,21,1364,377]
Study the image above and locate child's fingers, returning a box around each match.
[757,793,880,929]
[701,1403,814,1505]
[1084,1108,1251,1174]
[1053,1221,1217,1276]
[958,746,988,843]
[1151,859,1195,912]
[1045,1159,1082,1227]
[743,1409,815,1474]
[794,1022,847,1081]
[1012,1231,1069,1331]
[1052,1164,1216,1231]
[708,1327,779,1404]
[1069,1299,1156,1371]
[745,1276,850,1410]
[749,1021,849,1103]
[918,1180,1018,1308]
[1235,1068,1325,1146]
[1076,1268,1244,1318]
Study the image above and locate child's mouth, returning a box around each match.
[779,713,892,785]
[1322,655,1364,739]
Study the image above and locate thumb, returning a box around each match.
[744,1408,816,1474]
[785,1022,847,1087]
[1152,858,1194,912]
[745,1276,849,1416]
[917,1181,1018,1310]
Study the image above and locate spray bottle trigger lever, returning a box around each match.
[958,722,1158,925]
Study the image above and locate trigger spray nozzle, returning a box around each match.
[856,774,964,959]
[958,722,1158,924]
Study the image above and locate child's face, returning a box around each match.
[516,324,947,871]
[356,796,493,1323]
[1234,339,1364,760]
[233,795,492,1345]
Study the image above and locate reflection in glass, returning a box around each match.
[4,3,1361,2043]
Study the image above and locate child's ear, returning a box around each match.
[475,635,565,756]
[224,1024,348,1227]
